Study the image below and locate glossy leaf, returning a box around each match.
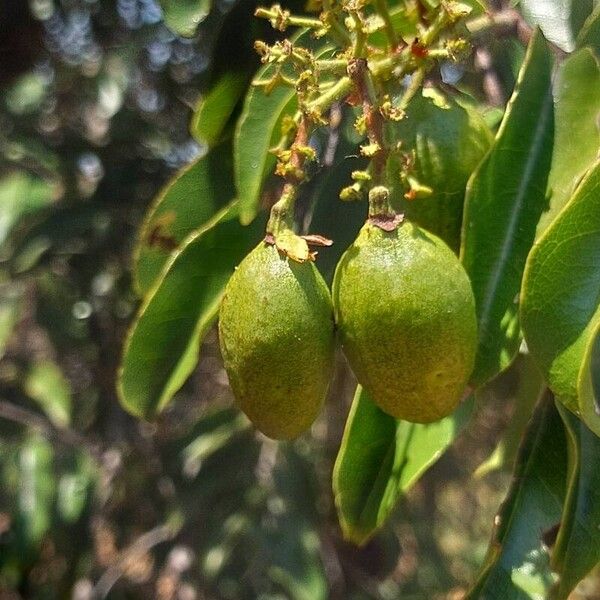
[550,403,600,599]
[520,0,594,52]
[466,396,565,599]
[159,0,211,37]
[577,4,600,51]
[191,71,248,148]
[521,162,600,435]
[461,30,554,387]
[119,203,264,419]
[333,386,474,545]
[134,141,234,295]
[235,31,332,225]
[24,360,72,428]
[538,48,600,235]
[579,322,600,443]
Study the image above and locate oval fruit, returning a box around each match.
[386,90,493,251]
[219,242,335,439]
[333,220,477,423]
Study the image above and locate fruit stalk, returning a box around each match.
[267,115,312,235]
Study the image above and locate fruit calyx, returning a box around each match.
[367,185,404,232]
[265,185,332,263]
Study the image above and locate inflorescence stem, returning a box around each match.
[347,58,387,182]
[267,115,312,232]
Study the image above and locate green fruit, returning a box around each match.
[219,242,335,439]
[386,90,493,251]
[333,220,477,423]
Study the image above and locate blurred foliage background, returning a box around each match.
[0,1,596,599]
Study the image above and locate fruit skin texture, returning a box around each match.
[333,221,477,423]
[219,242,335,440]
[387,91,493,251]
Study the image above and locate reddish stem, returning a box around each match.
[347,58,387,183]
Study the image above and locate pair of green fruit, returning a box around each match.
[218,191,478,440]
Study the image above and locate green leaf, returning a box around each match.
[306,134,367,285]
[268,523,327,600]
[191,72,248,148]
[475,352,546,477]
[24,360,72,428]
[550,403,600,599]
[14,435,56,551]
[10,204,106,274]
[579,322,600,444]
[387,90,494,252]
[0,286,22,359]
[466,396,565,599]
[538,48,600,235]
[235,81,296,227]
[181,410,250,478]
[57,452,95,524]
[159,0,211,37]
[333,386,474,545]
[461,30,554,387]
[134,141,234,295]
[119,203,264,419]
[577,4,600,51]
[521,162,600,435]
[520,0,595,52]
[235,31,332,225]
[368,4,419,47]
[5,73,47,115]
[0,171,58,246]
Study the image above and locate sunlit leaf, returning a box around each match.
[333,386,474,544]
[461,30,554,386]
[191,72,248,148]
[235,31,333,225]
[24,360,71,428]
[159,0,211,37]
[466,396,565,599]
[134,141,234,295]
[550,404,600,599]
[119,203,264,419]
[538,48,600,235]
[521,162,600,435]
